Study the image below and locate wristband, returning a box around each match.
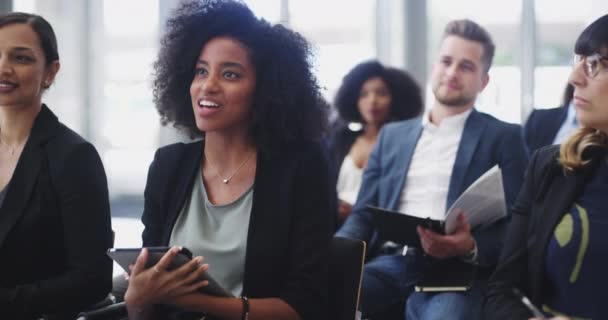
[240,296,249,320]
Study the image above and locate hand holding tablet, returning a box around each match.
[108,246,233,298]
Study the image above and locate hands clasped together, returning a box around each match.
[124,246,210,309]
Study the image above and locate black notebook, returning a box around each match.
[368,205,444,248]
[368,205,475,292]
[414,257,475,292]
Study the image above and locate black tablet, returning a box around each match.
[107,247,233,297]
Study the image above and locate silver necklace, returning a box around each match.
[205,151,255,184]
[0,134,15,156]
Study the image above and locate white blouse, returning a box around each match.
[336,155,364,205]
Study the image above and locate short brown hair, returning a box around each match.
[442,19,495,72]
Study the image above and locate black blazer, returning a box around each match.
[483,145,603,319]
[0,105,113,319]
[141,140,335,320]
[523,106,568,155]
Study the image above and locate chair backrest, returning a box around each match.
[329,236,366,320]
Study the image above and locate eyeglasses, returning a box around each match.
[572,53,608,79]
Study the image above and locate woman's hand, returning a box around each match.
[337,200,353,222]
[124,246,210,309]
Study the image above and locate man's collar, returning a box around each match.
[423,107,474,129]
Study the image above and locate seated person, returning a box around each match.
[484,14,608,320]
[336,19,528,320]
[524,83,577,155]
[0,12,112,319]
[123,1,334,319]
[328,61,423,225]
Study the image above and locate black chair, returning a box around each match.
[329,236,366,320]
[76,300,127,320]
[77,237,367,320]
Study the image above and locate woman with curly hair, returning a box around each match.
[123,1,334,319]
[329,61,423,224]
[483,14,608,320]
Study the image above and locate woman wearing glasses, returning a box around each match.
[483,14,608,320]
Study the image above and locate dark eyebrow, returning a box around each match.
[12,47,35,53]
[197,60,245,69]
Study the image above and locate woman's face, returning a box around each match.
[190,36,256,135]
[357,76,392,126]
[569,49,608,134]
[0,23,58,109]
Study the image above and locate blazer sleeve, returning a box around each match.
[473,124,528,267]
[0,142,113,316]
[279,144,334,320]
[482,149,545,320]
[335,126,386,245]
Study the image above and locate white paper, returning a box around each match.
[443,165,507,234]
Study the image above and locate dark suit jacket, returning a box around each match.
[483,146,603,319]
[336,109,528,268]
[141,140,334,320]
[523,106,568,155]
[0,105,113,319]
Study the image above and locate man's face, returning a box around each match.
[431,35,489,107]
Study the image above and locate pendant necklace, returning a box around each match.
[0,133,15,156]
[205,151,255,184]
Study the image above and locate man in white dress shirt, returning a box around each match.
[336,19,528,320]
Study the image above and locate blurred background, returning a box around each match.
[1,0,606,271]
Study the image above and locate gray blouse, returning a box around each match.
[170,169,253,297]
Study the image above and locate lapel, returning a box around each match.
[542,106,569,146]
[387,121,423,209]
[0,105,59,246]
[161,140,204,244]
[446,110,485,208]
[242,148,267,295]
[554,106,569,133]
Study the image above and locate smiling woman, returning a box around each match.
[0,12,113,319]
[189,37,257,141]
[122,1,335,319]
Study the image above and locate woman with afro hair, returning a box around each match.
[329,60,423,225]
[123,1,334,319]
